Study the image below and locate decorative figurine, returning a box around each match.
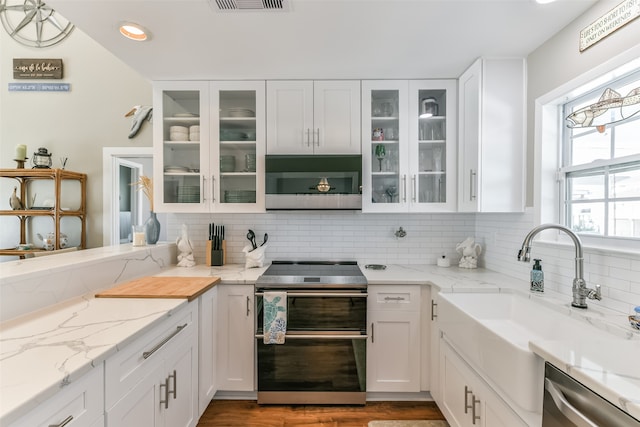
[125,105,153,139]
[9,187,23,210]
[456,237,482,269]
[176,224,196,267]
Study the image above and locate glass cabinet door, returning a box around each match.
[154,82,210,212]
[409,80,457,212]
[362,81,409,212]
[212,81,265,212]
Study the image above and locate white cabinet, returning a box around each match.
[153,81,266,213]
[216,284,254,391]
[266,80,361,154]
[457,57,526,212]
[362,80,457,212]
[198,286,217,416]
[367,285,422,392]
[439,339,527,427]
[429,292,441,402]
[7,364,104,427]
[106,304,198,427]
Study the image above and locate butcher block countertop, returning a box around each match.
[95,276,220,301]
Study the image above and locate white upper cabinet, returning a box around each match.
[457,58,526,212]
[266,80,361,154]
[153,81,266,213]
[362,79,457,212]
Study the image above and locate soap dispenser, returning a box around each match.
[531,259,544,293]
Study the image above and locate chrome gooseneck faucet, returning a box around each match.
[517,223,601,309]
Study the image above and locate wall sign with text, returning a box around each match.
[580,0,640,52]
[13,58,63,79]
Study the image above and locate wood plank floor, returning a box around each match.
[197,400,446,427]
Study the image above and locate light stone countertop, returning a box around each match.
[1,262,638,424]
[0,296,186,425]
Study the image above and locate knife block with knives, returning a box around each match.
[206,223,226,266]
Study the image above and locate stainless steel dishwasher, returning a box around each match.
[543,362,640,426]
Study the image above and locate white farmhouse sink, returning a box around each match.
[437,290,615,413]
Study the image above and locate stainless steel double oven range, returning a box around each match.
[255,261,368,405]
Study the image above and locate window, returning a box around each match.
[561,70,640,239]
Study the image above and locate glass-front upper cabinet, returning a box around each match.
[362,80,456,212]
[362,80,409,212]
[408,80,457,212]
[211,81,265,212]
[153,81,210,213]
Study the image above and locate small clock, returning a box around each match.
[0,0,74,48]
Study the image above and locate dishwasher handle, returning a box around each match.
[545,378,599,427]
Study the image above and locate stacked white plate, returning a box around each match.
[164,165,190,173]
[224,190,256,203]
[189,125,200,141]
[223,108,255,118]
[169,125,189,141]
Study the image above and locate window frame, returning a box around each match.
[559,70,640,241]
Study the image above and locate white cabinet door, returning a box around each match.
[429,292,442,402]
[216,284,254,391]
[8,364,104,427]
[408,80,457,212]
[211,81,266,212]
[458,57,526,213]
[266,81,314,154]
[107,364,164,427]
[439,339,527,427]
[163,330,198,427]
[367,285,421,393]
[153,81,210,213]
[313,80,361,154]
[266,80,360,155]
[198,287,217,416]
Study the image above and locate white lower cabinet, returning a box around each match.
[105,304,198,427]
[216,284,254,391]
[7,363,104,427]
[439,339,527,427]
[198,286,217,416]
[367,285,422,392]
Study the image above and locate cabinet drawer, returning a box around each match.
[368,285,421,311]
[8,364,103,427]
[105,304,196,410]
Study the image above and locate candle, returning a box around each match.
[15,144,26,160]
[132,225,146,246]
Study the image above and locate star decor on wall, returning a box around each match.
[0,0,74,48]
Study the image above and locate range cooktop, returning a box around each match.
[255,260,367,288]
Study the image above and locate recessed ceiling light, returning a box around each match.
[119,22,150,41]
[535,0,556,4]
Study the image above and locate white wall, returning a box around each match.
[0,25,153,250]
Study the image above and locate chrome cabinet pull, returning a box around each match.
[211,175,216,202]
[160,377,169,409]
[464,386,473,413]
[431,299,437,321]
[371,323,375,343]
[201,175,206,202]
[246,296,251,316]
[470,170,477,201]
[545,378,598,427]
[306,129,311,147]
[255,292,367,298]
[255,333,367,340]
[472,395,481,424]
[412,175,417,202]
[49,415,73,427]
[384,296,405,301]
[315,128,320,146]
[142,324,187,359]
[402,175,407,203]
[168,369,177,400]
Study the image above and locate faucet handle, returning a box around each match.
[588,284,602,301]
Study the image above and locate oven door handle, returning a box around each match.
[255,292,367,298]
[544,378,599,427]
[255,334,368,340]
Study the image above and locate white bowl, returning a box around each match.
[170,133,189,141]
[169,125,188,133]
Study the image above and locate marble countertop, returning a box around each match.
[0,296,186,425]
[1,261,638,424]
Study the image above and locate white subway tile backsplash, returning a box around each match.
[167,208,639,315]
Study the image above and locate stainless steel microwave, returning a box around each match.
[265,155,362,210]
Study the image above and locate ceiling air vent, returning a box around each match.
[213,0,288,11]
